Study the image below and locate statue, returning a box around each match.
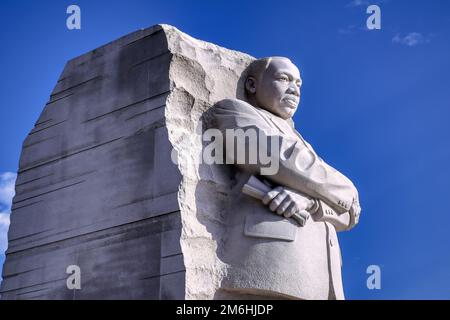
[210,57,361,300]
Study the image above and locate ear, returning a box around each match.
[245,76,257,94]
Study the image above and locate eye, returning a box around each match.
[277,75,289,82]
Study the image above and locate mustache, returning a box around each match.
[283,94,300,102]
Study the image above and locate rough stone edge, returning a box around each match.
[161,24,254,299]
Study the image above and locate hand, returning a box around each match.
[349,194,361,226]
[262,186,315,219]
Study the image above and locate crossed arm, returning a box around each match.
[263,185,355,231]
[211,99,361,230]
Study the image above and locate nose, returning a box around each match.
[286,82,300,97]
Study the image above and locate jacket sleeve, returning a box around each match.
[211,98,359,215]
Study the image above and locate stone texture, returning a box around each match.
[164,28,254,300]
[0,24,253,299]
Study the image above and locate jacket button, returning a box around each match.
[329,239,333,247]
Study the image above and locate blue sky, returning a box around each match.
[1,0,450,299]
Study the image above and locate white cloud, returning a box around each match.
[338,24,358,35]
[0,172,16,256]
[346,0,390,8]
[0,213,10,253]
[392,32,430,47]
[346,0,370,7]
[0,212,11,254]
[0,213,9,227]
[0,172,17,212]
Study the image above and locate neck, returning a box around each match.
[245,95,258,108]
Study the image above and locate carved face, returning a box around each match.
[247,58,302,120]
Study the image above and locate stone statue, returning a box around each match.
[211,57,361,300]
[0,23,359,300]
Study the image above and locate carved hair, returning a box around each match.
[244,56,292,97]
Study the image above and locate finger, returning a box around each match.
[277,196,293,216]
[292,210,310,226]
[270,192,288,213]
[296,198,312,213]
[262,186,284,205]
[306,198,315,212]
[284,202,298,218]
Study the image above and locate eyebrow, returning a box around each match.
[273,70,302,81]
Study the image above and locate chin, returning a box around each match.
[278,106,297,119]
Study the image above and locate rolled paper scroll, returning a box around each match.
[242,175,310,227]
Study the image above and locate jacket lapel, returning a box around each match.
[254,107,315,153]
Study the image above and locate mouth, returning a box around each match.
[282,96,299,108]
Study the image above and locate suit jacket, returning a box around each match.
[210,98,360,300]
